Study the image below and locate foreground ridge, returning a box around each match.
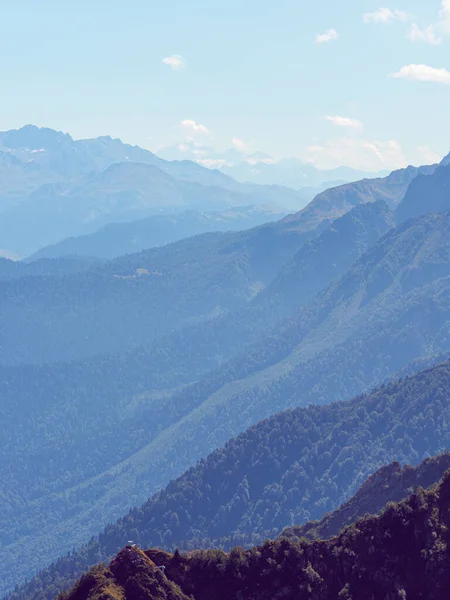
[8,359,450,600]
[64,470,450,600]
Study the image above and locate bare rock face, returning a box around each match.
[67,547,190,600]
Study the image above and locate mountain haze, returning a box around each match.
[0,126,307,255]
[29,207,287,261]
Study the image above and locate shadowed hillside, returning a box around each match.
[62,468,450,600]
[282,452,450,542]
[8,360,450,600]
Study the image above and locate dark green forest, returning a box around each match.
[63,466,450,600]
[282,452,450,542]
[9,360,450,600]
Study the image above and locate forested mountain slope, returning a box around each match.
[3,206,450,595]
[0,176,403,368]
[0,181,381,366]
[255,199,393,316]
[0,256,101,280]
[0,217,316,366]
[8,360,450,600]
[2,158,449,595]
[61,469,450,600]
[282,452,450,542]
[0,202,395,595]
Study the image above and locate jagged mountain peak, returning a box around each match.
[0,124,73,151]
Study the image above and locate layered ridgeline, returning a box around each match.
[28,158,431,261]
[0,205,322,366]
[3,197,450,592]
[8,361,450,600]
[0,197,392,366]
[58,467,450,600]
[28,207,286,261]
[282,452,450,542]
[1,160,450,594]
[2,155,443,366]
[0,125,306,256]
[0,201,395,594]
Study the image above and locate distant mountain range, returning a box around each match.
[0,126,309,256]
[0,125,444,257]
[29,206,287,261]
[27,158,437,262]
[157,141,389,188]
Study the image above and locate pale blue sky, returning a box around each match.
[0,0,449,170]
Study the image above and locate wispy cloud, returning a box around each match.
[409,23,442,45]
[180,120,210,135]
[391,64,450,84]
[324,115,363,130]
[408,1,450,45]
[315,29,339,45]
[162,55,185,70]
[232,137,247,150]
[196,158,229,168]
[306,138,406,171]
[415,146,441,164]
[363,8,409,24]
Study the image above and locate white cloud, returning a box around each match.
[196,158,229,168]
[315,29,339,45]
[180,119,210,135]
[440,0,450,32]
[363,8,409,24]
[408,1,450,44]
[323,115,363,130]
[245,157,276,165]
[391,64,450,83]
[306,137,406,171]
[162,55,185,70]
[409,23,442,45]
[232,137,247,149]
[415,146,441,164]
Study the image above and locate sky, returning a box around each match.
[0,0,450,171]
